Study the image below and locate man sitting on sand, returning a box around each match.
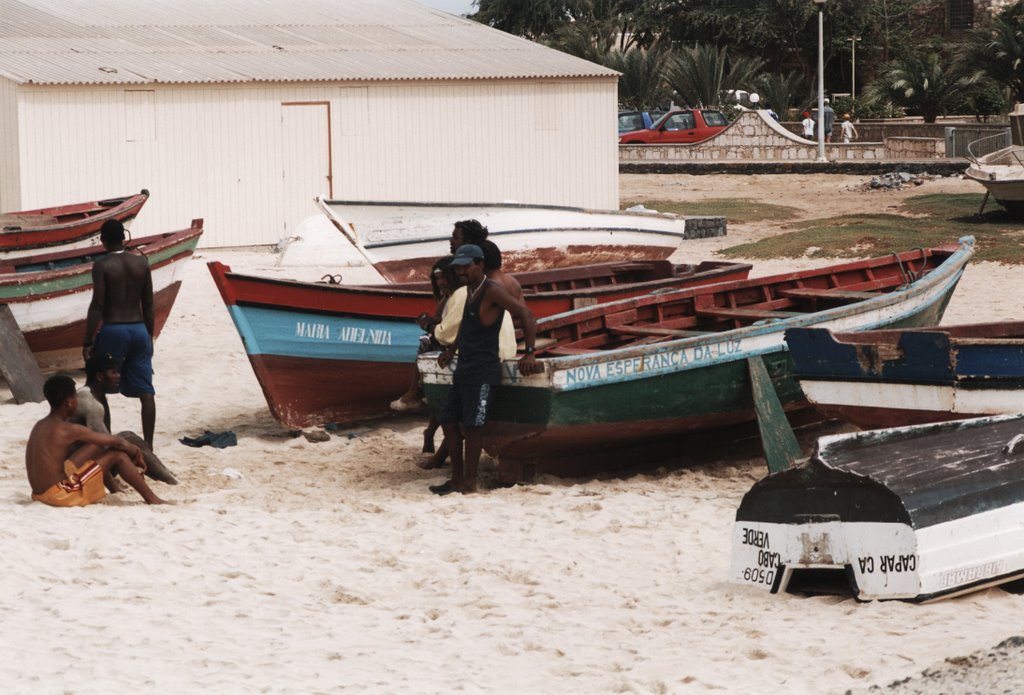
[74,352,178,487]
[26,374,167,506]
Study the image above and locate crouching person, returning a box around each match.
[26,375,167,506]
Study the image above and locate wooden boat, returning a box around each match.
[207,259,753,428]
[418,237,976,482]
[1,219,203,370]
[786,322,1024,430]
[0,190,150,258]
[731,414,1024,602]
[278,197,726,281]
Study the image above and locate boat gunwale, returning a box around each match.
[359,225,696,250]
[213,259,753,307]
[796,321,1024,349]
[318,197,688,218]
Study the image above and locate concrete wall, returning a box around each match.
[0,77,19,212]
[780,121,1008,142]
[13,78,618,248]
[619,111,948,164]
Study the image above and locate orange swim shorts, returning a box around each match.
[32,460,106,508]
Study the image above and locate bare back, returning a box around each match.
[92,252,153,324]
[25,417,95,494]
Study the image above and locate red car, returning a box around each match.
[619,109,730,144]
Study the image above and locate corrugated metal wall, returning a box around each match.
[0,77,20,212]
[12,79,618,247]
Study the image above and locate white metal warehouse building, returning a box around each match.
[0,0,619,247]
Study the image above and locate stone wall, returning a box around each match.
[884,137,946,159]
[619,111,959,163]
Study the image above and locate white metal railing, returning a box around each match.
[965,130,1016,164]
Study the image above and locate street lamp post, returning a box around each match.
[813,0,827,162]
[848,35,861,107]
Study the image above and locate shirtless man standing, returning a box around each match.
[75,352,178,486]
[83,219,157,448]
[430,244,542,495]
[26,375,166,506]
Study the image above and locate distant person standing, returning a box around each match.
[801,111,815,138]
[840,114,859,143]
[83,219,158,449]
[822,98,836,141]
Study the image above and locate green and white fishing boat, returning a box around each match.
[419,237,975,482]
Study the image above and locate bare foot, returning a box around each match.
[143,493,169,505]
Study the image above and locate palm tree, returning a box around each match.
[755,71,805,118]
[864,52,982,123]
[604,45,672,109]
[960,15,1024,103]
[667,44,764,108]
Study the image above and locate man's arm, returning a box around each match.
[69,423,142,461]
[141,264,155,338]
[83,263,107,360]
[77,396,111,434]
[486,284,542,376]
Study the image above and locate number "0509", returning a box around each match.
[742,566,775,585]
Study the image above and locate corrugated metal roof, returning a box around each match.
[0,0,617,85]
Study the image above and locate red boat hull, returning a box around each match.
[26,283,184,371]
[0,191,150,253]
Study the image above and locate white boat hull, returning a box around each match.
[965,145,1024,212]
[278,198,725,281]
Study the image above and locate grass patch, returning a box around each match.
[625,198,802,225]
[720,192,1024,264]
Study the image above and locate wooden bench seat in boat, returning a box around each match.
[609,325,711,339]
[778,287,882,302]
[695,307,803,321]
[543,345,600,356]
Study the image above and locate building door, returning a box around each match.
[281,101,333,235]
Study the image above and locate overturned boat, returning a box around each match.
[279,197,726,281]
[731,414,1024,602]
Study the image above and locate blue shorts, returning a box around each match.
[93,323,155,397]
[438,383,495,429]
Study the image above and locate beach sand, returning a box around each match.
[2,173,1022,694]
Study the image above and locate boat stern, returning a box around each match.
[730,518,921,600]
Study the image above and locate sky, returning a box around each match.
[417,0,476,16]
